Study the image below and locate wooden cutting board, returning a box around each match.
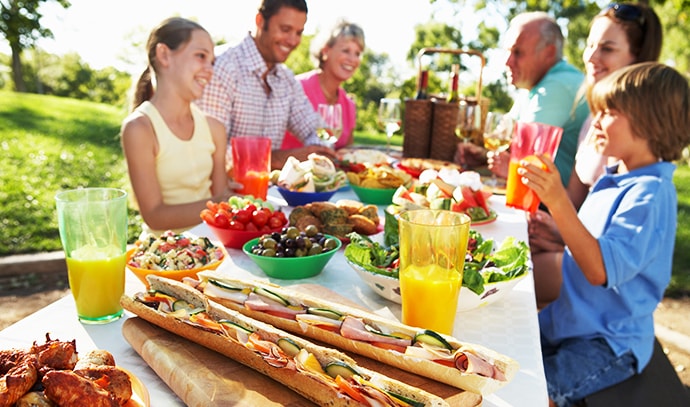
[122,284,482,407]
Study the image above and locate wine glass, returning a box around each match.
[316,104,342,148]
[378,98,401,154]
[454,100,481,145]
[482,112,514,186]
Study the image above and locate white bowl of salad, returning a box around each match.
[344,230,530,312]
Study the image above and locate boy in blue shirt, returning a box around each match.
[518,62,690,407]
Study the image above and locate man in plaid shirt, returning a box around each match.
[197,0,335,170]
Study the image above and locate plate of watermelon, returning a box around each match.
[390,169,496,224]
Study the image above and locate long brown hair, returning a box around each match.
[131,17,207,111]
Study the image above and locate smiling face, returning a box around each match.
[583,17,636,85]
[254,6,307,68]
[591,108,654,170]
[165,29,215,100]
[321,36,363,82]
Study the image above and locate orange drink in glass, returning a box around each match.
[55,188,127,324]
[231,137,272,200]
[505,155,547,213]
[399,210,470,335]
[505,122,563,213]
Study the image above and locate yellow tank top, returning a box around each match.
[136,101,215,235]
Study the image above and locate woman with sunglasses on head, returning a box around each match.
[528,2,663,309]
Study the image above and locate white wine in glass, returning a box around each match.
[454,100,482,144]
[483,112,514,186]
[378,98,401,154]
[316,104,342,148]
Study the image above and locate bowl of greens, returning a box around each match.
[344,230,530,311]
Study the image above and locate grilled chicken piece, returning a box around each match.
[30,335,78,374]
[74,366,132,406]
[42,370,118,407]
[0,350,39,407]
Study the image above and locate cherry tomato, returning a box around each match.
[228,220,245,231]
[271,210,287,223]
[259,225,272,233]
[268,216,284,229]
[245,222,258,232]
[251,210,269,228]
[234,208,252,224]
[214,212,230,229]
[245,204,257,214]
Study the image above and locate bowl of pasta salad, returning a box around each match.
[126,230,227,287]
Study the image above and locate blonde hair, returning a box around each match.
[590,62,690,162]
[312,20,365,69]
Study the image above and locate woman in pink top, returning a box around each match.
[282,20,365,150]
[121,17,231,234]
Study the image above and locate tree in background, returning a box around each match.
[0,0,70,92]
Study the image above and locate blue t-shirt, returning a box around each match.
[510,60,589,186]
[539,161,677,373]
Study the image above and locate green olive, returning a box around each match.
[261,237,277,249]
[295,248,307,257]
[308,244,323,256]
[285,226,300,239]
[261,248,276,257]
[304,224,319,237]
[324,238,339,251]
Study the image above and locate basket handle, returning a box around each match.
[415,47,486,102]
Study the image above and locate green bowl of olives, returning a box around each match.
[242,226,342,279]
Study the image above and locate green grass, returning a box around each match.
[1,91,688,296]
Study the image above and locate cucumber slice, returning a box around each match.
[218,319,253,335]
[386,391,425,407]
[324,361,360,380]
[208,279,243,291]
[413,330,453,351]
[307,307,343,320]
[254,287,290,306]
[277,337,301,357]
[364,324,410,341]
[171,299,204,314]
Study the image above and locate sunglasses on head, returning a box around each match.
[603,3,645,26]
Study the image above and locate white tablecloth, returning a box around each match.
[0,187,548,407]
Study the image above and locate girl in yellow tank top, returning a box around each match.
[121,17,231,235]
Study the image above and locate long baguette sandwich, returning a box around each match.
[121,275,450,407]
[195,271,519,396]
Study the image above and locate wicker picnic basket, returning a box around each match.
[403,48,487,162]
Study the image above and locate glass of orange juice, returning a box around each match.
[505,122,563,213]
[55,188,127,324]
[231,137,272,200]
[398,209,471,335]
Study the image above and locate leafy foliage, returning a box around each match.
[0,91,141,255]
[0,0,71,91]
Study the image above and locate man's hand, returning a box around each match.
[454,142,488,169]
[487,150,509,179]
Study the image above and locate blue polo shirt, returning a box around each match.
[510,60,589,186]
[539,161,677,373]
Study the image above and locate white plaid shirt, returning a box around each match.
[196,34,322,147]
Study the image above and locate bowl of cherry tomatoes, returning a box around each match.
[200,196,289,249]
